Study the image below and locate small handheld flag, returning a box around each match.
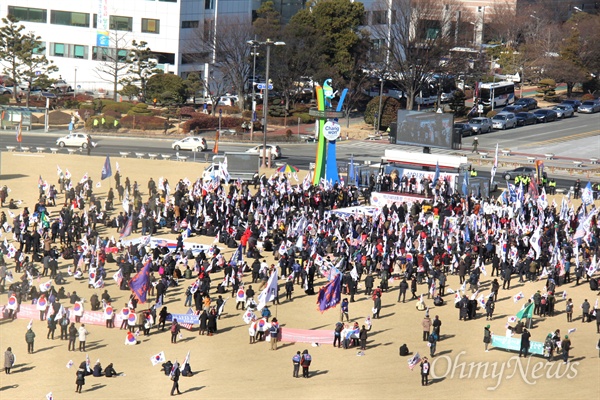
[151,351,166,366]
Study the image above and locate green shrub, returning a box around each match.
[103,109,122,119]
[0,95,10,105]
[181,116,243,133]
[119,115,167,130]
[127,103,153,116]
[62,99,80,109]
[103,102,133,114]
[295,113,314,124]
[364,96,400,129]
[79,103,94,110]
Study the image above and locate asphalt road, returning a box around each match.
[2,109,597,191]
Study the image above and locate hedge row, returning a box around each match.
[181,116,243,133]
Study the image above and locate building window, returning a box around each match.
[50,43,89,59]
[110,15,133,31]
[182,53,209,64]
[205,0,214,10]
[50,10,90,27]
[8,6,47,23]
[92,47,127,62]
[153,52,175,65]
[142,18,160,33]
[51,43,65,57]
[181,20,199,29]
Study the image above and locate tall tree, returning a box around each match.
[0,15,58,105]
[94,31,130,101]
[377,0,456,110]
[253,1,283,41]
[120,40,160,103]
[146,73,186,105]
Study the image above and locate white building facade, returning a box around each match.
[0,0,252,92]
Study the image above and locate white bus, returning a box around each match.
[479,81,515,107]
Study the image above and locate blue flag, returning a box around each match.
[432,161,440,186]
[464,223,471,243]
[101,155,112,180]
[229,244,243,266]
[462,170,469,197]
[129,259,152,303]
[316,273,341,313]
[348,155,357,186]
[120,216,133,238]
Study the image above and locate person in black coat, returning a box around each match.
[198,309,208,335]
[519,328,531,357]
[364,274,374,296]
[398,278,408,303]
[207,309,217,336]
[170,362,181,396]
[92,362,103,377]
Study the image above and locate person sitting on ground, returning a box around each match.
[92,361,103,377]
[181,362,193,377]
[104,363,117,377]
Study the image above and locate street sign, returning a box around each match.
[256,83,273,90]
[477,104,484,113]
[323,120,341,141]
[41,92,57,99]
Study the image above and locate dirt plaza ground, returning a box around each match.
[0,151,599,400]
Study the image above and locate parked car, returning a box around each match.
[171,136,207,152]
[245,144,282,159]
[533,109,558,123]
[492,113,518,130]
[56,133,93,148]
[453,123,472,137]
[51,79,72,92]
[0,85,12,95]
[468,117,493,134]
[578,100,600,114]
[514,97,538,111]
[300,135,317,143]
[502,105,524,113]
[217,95,239,107]
[552,104,574,118]
[503,166,547,181]
[560,99,582,112]
[514,112,537,126]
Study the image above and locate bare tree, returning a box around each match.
[375,0,458,110]
[94,31,130,101]
[187,16,253,111]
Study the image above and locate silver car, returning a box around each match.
[468,117,493,134]
[552,104,574,118]
[578,100,600,113]
[492,112,518,130]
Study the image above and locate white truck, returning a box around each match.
[202,152,259,183]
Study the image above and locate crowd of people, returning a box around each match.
[1,161,599,391]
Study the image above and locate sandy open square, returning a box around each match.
[0,151,599,400]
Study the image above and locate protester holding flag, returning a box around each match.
[169,361,182,396]
[420,357,430,386]
[75,362,86,393]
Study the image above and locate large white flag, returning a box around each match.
[490,143,498,185]
[257,268,279,310]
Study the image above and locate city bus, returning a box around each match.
[479,81,515,108]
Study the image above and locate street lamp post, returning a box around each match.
[247,38,285,168]
[250,44,259,142]
[74,67,77,98]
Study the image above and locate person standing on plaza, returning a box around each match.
[170,361,182,396]
[432,315,442,338]
[292,351,301,378]
[301,349,311,378]
[269,318,279,350]
[581,299,590,322]
[561,335,571,363]
[46,314,57,340]
[519,328,531,357]
[75,362,86,393]
[78,324,88,352]
[359,325,368,350]
[68,322,77,351]
[340,298,349,322]
[25,328,36,354]
[171,319,181,343]
[420,357,430,386]
[398,278,408,303]
[566,298,574,322]
[373,292,382,319]
[422,315,432,341]
[428,330,438,357]
[4,347,14,374]
[60,313,69,340]
[483,325,492,352]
